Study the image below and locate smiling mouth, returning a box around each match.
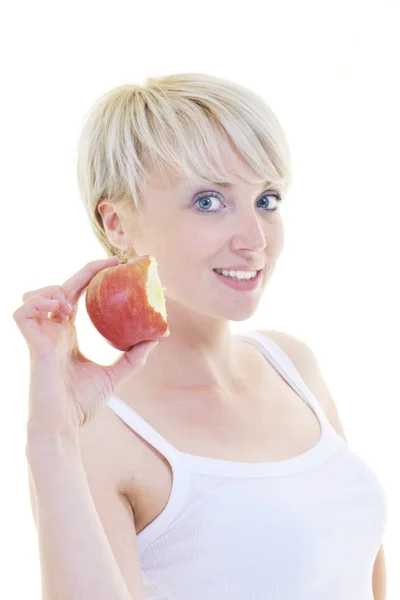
[213,268,262,279]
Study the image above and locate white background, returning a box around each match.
[1,0,399,598]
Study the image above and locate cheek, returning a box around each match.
[146,222,202,275]
[269,217,285,251]
[278,220,285,249]
[170,220,219,258]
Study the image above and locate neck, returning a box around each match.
[121,302,254,398]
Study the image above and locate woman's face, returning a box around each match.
[125,143,285,323]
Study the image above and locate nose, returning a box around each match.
[230,212,267,254]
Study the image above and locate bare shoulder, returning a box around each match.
[78,403,140,498]
[257,329,316,369]
[258,329,320,384]
[257,329,348,441]
[256,328,327,403]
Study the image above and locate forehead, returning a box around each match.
[145,142,266,192]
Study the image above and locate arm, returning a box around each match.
[27,428,145,600]
[372,545,387,600]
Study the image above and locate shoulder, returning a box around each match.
[256,329,316,374]
[256,329,348,441]
[78,403,140,498]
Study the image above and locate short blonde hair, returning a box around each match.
[76,72,293,262]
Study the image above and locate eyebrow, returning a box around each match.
[213,182,233,188]
[182,179,282,194]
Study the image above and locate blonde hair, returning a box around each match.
[76,72,293,262]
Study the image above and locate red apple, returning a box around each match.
[85,255,170,351]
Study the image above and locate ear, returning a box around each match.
[98,200,124,235]
[97,200,131,255]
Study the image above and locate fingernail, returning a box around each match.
[66,300,74,311]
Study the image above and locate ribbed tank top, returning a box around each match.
[107,331,388,599]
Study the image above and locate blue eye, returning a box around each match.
[194,192,223,212]
[257,193,281,211]
[194,191,282,213]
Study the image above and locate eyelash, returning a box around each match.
[193,191,282,214]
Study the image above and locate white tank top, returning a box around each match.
[107,331,388,600]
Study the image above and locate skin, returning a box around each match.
[98,137,285,402]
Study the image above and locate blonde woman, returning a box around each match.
[14,73,388,599]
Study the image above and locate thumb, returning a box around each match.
[105,340,159,390]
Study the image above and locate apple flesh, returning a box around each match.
[85,255,170,351]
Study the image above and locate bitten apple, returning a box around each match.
[85,255,170,351]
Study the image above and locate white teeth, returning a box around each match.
[215,269,258,280]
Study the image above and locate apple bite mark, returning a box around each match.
[85,255,170,351]
[146,257,168,322]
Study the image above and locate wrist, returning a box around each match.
[26,424,81,467]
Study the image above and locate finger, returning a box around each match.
[20,257,119,326]
[104,340,159,391]
[23,285,63,303]
[13,296,75,355]
[13,297,71,339]
[61,256,120,309]
[48,299,75,323]
[22,287,73,324]
[14,296,61,322]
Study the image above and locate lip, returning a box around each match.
[214,266,264,272]
[213,268,263,291]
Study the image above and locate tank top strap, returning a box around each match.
[106,394,183,468]
[235,331,329,426]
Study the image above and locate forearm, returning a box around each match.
[27,432,135,600]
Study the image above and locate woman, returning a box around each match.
[14,73,388,599]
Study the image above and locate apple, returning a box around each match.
[85,255,170,351]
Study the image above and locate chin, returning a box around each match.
[226,310,260,322]
[216,300,262,322]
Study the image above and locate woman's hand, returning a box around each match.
[13,256,158,437]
